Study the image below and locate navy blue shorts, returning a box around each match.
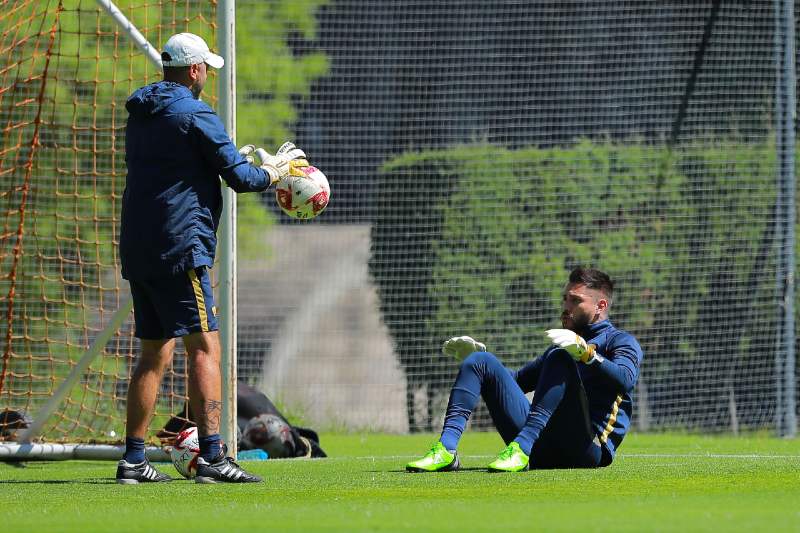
[129,266,218,339]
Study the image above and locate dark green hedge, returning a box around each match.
[371,140,782,431]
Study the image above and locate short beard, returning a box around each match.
[570,313,591,332]
[190,81,203,99]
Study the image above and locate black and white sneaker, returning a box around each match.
[195,451,262,484]
[115,459,172,485]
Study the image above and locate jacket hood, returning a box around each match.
[126,81,194,117]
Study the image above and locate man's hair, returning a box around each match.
[568,267,614,302]
[162,65,191,80]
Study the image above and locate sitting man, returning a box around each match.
[406,267,643,472]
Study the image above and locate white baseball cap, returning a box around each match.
[161,33,224,69]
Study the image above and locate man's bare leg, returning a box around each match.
[125,338,176,441]
[117,338,176,483]
[184,331,222,440]
[184,330,262,483]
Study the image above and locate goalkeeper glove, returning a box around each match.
[544,329,602,364]
[442,336,486,361]
[239,142,309,186]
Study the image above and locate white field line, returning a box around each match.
[292,453,800,461]
[619,453,800,459]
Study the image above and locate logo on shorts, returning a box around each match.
[211,306,217,317]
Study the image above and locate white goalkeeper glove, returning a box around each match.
[239,142,309,186]
[544,329,602,364]
[442,335,486,361]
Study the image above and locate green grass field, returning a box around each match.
[2,433,799,532]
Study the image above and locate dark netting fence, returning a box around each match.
[1,1,796,443]
[238,0,797,434]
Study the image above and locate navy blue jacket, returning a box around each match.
[120,81,269,280]
[514,320,643,462]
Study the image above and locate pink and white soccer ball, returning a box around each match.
[274,166,330,220]
[170,426,200,479]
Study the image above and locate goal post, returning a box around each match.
[0,441,168,461]
[773,0,797,438]
[216,0,238,458]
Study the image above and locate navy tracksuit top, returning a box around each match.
[514,320,643,459]
[120,81,269,280]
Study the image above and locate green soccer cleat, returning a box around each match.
[487,441,529,472]
[406,441,460,472]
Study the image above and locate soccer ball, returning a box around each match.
[170,426,200,479]
[274,166,330,220]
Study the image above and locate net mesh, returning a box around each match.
[0,0,216,443]
[236,0,796,433]
[0,1,796,443]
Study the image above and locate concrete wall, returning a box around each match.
[237,224,408,432]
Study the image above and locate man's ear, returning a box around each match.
[189,63,200,81]
[597,297,609,313]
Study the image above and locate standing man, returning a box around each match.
[116,33,307,484]
[406,267,643,472]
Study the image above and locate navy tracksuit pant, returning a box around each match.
[440,350,604,468]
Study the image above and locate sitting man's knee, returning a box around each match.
[462,350,498,368]
[547,348,578,367]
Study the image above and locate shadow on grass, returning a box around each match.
[1,461,29,469]
[378,466,488,473]
[0,479,118,484]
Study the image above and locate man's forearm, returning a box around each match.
[220,159,270,192]
[590,350,638,392]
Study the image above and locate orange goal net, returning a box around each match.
[0,0,216,446]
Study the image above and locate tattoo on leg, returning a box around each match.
[202,399,223,434]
